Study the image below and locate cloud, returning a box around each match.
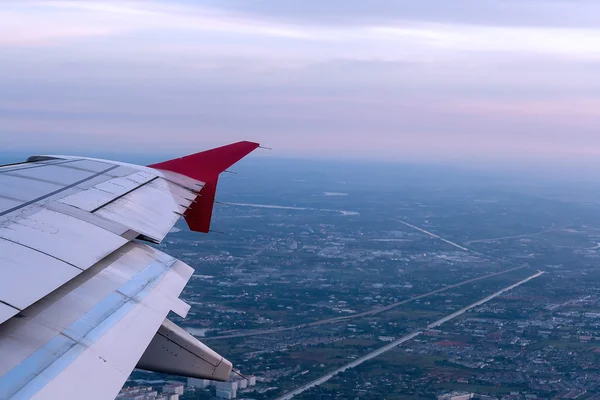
[0,10,123,46]
[2,1,599,61]
[1,0,600,166]
[196,0,600,29]
[0,1,315,46]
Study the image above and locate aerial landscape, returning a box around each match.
[117,159,600,400]
[2,1,600,399]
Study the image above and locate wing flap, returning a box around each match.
[153,260,193,318]
[58,171,157,212]
[94,178,195,242]
[0,242,194,400]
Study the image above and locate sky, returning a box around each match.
[0,0,599,165]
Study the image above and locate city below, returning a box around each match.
[118,160,600,400]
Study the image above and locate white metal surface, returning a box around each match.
[137,319,232,381]
[0,162,126,219]
[44,159,116,173]
[0,303,19,326]
[2,164,96,186]
[0,241,194,400]
[43,155,204,193]
[0,198,20,213]
[0,153,223,400]
[124,169,156,184]
[0,160,58,172]
[46,203,132,237]
[95,178,192,242]
[0,208,128,269]
[0,239,80,310]
[0,243,169,377]
[58,171,157,212]
[150,260,192,318]
[157,169,205,192]
[0,175,62,203]
[28,290,169,400]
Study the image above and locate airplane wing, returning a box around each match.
[0,141,260,400]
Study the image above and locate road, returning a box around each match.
[232,241,275,269]
[399,221,470,251]
[228,202,359,216]
[464,227,560,245]
[275,332,423,400]
[275,271,545,400]
[206,265,526,340]
[427,270,544,328]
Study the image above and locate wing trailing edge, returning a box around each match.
[148,141,260,233]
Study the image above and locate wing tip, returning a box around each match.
[149,141,260,234]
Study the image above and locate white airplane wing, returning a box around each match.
[0,141,260,400]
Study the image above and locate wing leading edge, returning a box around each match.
[0,141,260,400]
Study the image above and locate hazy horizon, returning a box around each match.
[3,149,600,190]
[1,1,599,166]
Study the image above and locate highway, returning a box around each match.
[399,221,470,252]
[232,241,275,269]
[464,226,562,245]
[274,271,545,400]
[427,271,544,328]
[275,331,423,400]
[205,265,526,341]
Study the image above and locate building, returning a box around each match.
[235,378,248,389]
[215,381,237,398]
[116,387,159,400]
[215,381,238,391]
[187,378,211,389]
[438,393,474,400]
[162,384,184,395]
[216,389,233,399]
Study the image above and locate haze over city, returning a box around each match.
[1,0,599,166]
[4,2,600,400]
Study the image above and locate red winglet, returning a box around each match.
[148,141,260,233]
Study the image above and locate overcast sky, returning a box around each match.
[1,1,599,165]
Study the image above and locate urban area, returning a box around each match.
[117,161,600,399]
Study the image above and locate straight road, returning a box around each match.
[206,265,526,340]
[275,271,545,400]
[399,221,470,251]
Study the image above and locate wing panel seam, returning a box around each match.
[155,330,220,368]
[90,176,159,213]
[0,159,80,175]
[0,173,69,187]
[0,237,83,271]
[0,165,119,217]
[0,300,20,312]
